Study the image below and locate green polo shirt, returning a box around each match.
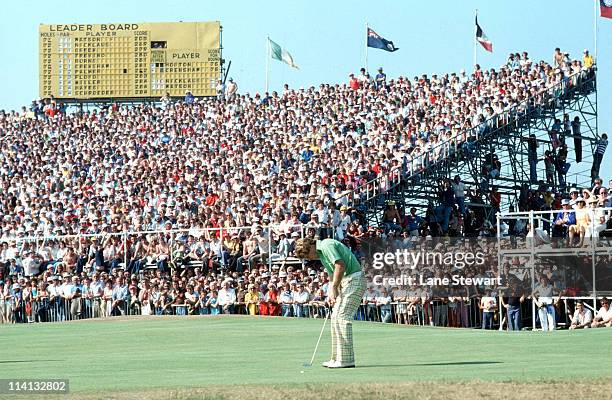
[315,239,361,277]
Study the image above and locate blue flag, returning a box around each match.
[367,27,399,52]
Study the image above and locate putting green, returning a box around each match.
[0,316,610,397]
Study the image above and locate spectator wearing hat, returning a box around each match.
[273,233,291,259]
[245,284,259,315]
[569,300,592,330]
[264,283,281,316]
[568,187,580,207]
[336,206,352,240]
[552,199,576,238]
[258,284,270,316]
[569,197,591,246]
[9,283,24,323]
[586,195,608,239]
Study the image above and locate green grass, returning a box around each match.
[0,316,611,399]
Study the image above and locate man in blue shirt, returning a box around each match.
[405,207,423,236]
[375,67,386,90]
[552,199,576,238]
[112,276,128,316]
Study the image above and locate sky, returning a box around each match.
[1,0,610,175]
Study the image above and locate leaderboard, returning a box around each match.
[39,22,221,99]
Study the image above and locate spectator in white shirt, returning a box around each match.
[217,280,236,314]
[279,283,294,317]
[292,283,310,317]
[336,206,352,240]
[591,297,612,328]
[569,300,592,330]
[451,175,466,215]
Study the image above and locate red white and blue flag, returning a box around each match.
[475,16,493,52]
[601,0,612,18]
[367,27,399,52]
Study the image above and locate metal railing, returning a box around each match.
[496,205,612,329]
[3,294,590,331]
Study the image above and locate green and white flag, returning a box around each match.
[269,38,299,69]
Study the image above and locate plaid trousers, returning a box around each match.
[331,271,366,365]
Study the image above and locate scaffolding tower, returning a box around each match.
[358,71,598,227]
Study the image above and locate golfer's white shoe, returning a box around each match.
[325,360,355,369]
[322,359,335,368]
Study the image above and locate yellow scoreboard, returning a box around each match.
[39,22,221,100]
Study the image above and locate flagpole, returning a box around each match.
[594,0,598,62]
[594,0,599,137]
[474,9,478,70]
[265,36,270,93]
[365,22,369,73]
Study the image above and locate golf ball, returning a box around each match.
[300,370,304,373]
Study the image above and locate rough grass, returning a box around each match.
[8,382,612,400]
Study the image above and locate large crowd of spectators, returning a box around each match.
[0,47,609,330]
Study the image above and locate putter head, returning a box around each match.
[302,362,312,368]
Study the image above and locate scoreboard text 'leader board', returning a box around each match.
[39,21,221,99]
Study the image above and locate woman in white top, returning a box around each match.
[102,281,114,317]
[569,197,591,246]
[585,196,607,239]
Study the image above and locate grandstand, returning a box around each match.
[0,47,609,332]
[356,68,598,228]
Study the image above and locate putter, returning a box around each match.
[303,308,330,368]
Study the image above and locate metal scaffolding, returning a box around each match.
[356,71,598,227]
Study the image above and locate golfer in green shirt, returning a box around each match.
[295,238,366,368]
